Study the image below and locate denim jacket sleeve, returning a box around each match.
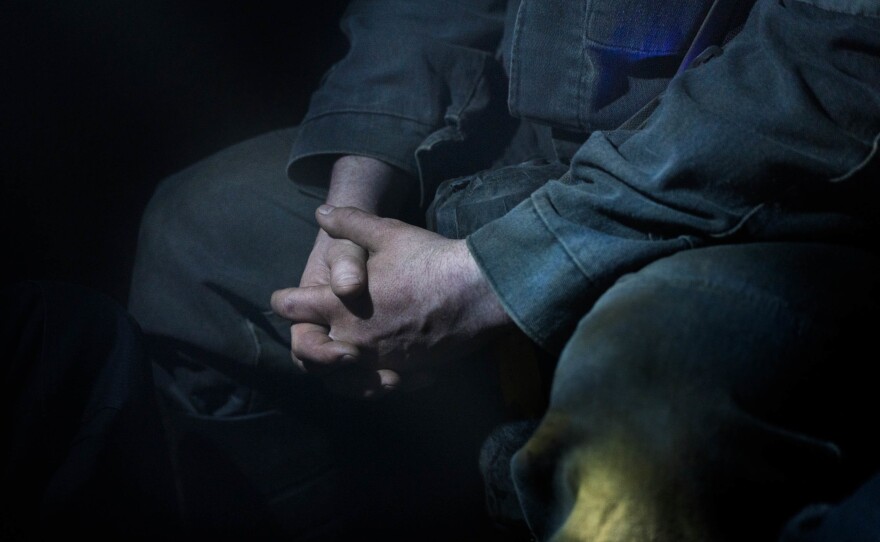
[468,0,880,352]
[287,0,511,205]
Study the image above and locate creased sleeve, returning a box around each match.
[288,0,511,205]
[468,0,880,352]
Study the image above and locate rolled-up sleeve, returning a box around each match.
[288,0,510,204]
[468,0,880,351]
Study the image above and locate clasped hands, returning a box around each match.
[271,204,511,399]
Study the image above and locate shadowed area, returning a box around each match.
[0,0,348,302]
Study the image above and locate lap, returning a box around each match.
[133,131,880,540]
[128,129,507,538]
[129,129,347,536]
[515,242,880,541]
[130,127,321,414]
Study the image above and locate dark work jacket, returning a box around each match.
[288,0,718,200]
[289,0,880,351]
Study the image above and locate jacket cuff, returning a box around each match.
[467,198,596,353]
[287,111,431,193]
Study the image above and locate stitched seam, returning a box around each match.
[447,55,489,123]
[467,237,551,349]
[303,109,436,127]
[291,149,414,177]
[532,192,600,286]
[582,35,691,55]
[508,1,526,116]
[578,1,591,129]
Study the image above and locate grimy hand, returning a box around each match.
[272,205,512,399]
[290,155,409,377]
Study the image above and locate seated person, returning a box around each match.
[123,0,880,540]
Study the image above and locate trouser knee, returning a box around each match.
[513,243,880,541]
[128,129,323,414]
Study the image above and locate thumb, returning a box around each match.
[325,239,368,298]
[316,205,393,252]
[270,285,335,324]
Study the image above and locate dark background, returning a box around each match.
[1,0,349,303]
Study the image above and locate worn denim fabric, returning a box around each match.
[469,0,880,351]
[288,0,717,206]
[287,0,513,206]
[511,243,880,541]
[428,160,569,239]
[507,0,711,132]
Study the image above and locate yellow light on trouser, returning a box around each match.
[553,438,705,541]
[515,413,709,542]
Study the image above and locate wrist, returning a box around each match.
[326,155,411,216]
[445,240,513,336]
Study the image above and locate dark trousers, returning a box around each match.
[129,129,509,540]
[127,128,880,541]
[1,281,176,540]
[513,242,880,540]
